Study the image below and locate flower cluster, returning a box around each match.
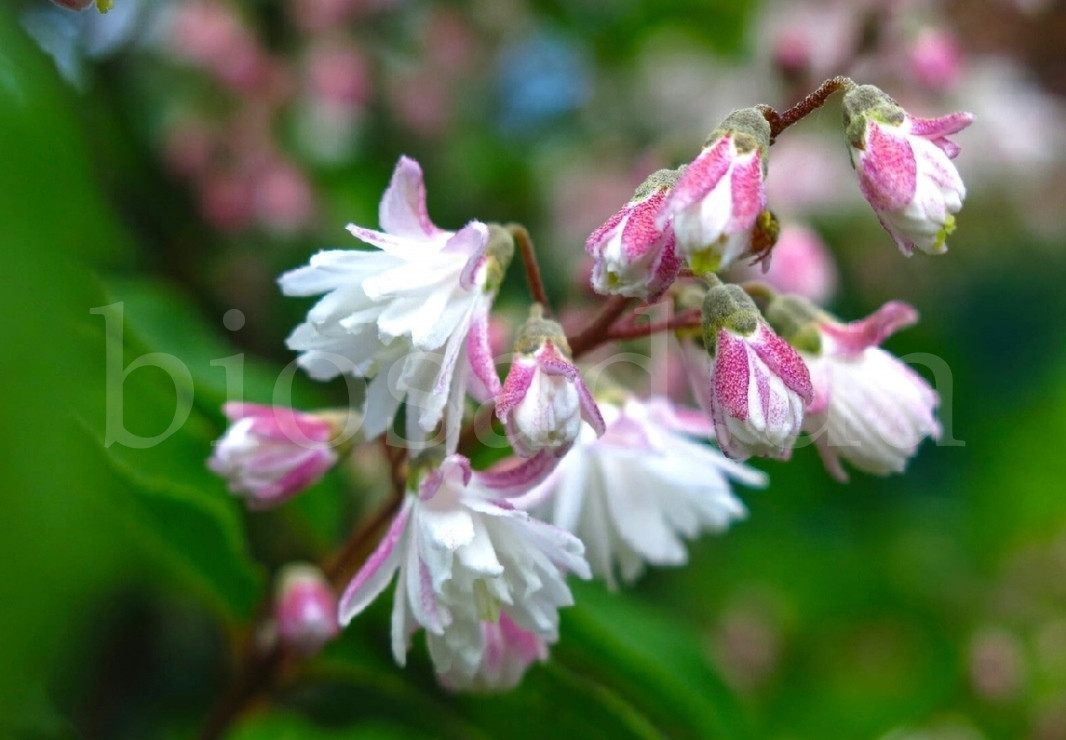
[208,77,967,692]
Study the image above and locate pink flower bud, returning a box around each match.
[586,169,682,301]
[843,84,973,256]
[697,283,813,461]
[656,108,771,273]
[801,301,940,480]
[496,311,605,458]
[731,224,838,304]
[208,403,340,508]
[907,28,963,93]
[275,564,339,655]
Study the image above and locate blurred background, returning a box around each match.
[3,0,1066,737]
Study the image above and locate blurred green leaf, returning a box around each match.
[232,711,426,740]
[557,582,750,738]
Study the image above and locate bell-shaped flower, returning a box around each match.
[207,403,343,509]
[496,308,605,458]
[842,84,973,256]
[800,300,941,480]
[695,283,813,461]
[274,563,340,656]
[655,108,771,274]
[279,156,507,448]
[586,169,682,301]
[518,398,764,588]
[338,453,588,689]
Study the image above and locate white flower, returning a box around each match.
[801,301,941,480]
[338,453,588,689]
[279,156,502,448]
[519,398,765,588]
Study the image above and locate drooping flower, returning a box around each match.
[279,156,507,449]
[842,84,973,256]
[694,282,813,461]
[800,300,941,480]
[518,397,764,588]
[496,307,605,458]
[208,403,343,509]
[274,563,339,656]
[655,108,771,274]
[338,453,588,690]
[586,169,682,300]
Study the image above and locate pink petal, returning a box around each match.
[726,151,766,232]
[819,301,919,356]
[379,156,443,239]
[338,498,412,624]
[656,137,733,229]
[858,123,918,212]
[475,450,561,497]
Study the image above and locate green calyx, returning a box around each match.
[763,294,829,354]
[701,283,761,355]
[513,303,571,357]
[632,167,684,201]
[706,107,772,161]
[484,224,516,293]
[842,84,906,149]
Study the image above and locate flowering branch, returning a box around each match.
[510,224,551,313]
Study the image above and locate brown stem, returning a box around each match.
[509,224,551,314]
[605,308,702,341]
[761,76,854,143]
[200,444,408,740]
[567,296,634,359]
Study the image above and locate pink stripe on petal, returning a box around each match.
[727,152,766,232]
[338,499,412,624]
[860,123,918,211]
[713,329,751,419]
[656,137,732,228]
[751,329,813,403]
[586,209,626,256]
[496,359,537,417]
[476,450,560,496]
[379,156,442,239]
[467,314,501,399]
[621,189,668,261]
[575,375,606,437]
[907,111,974,139]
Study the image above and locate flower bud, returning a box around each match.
[656,108,771,274]
[496,307,605,457]
[842,84,973,256]
[586,169,682,301]
[275,563,339,656]
[697,283,813,460]
[208,403,348,509]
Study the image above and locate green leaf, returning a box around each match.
[231,711,426,740]
[556,581,751,739]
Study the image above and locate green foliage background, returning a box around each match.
[3,2,1066,737]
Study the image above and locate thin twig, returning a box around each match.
[605,308,702,341]
[509,224,551,314]
[761,76,854,143]
[567,296,633,359]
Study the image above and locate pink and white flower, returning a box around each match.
[519,397,763,588]
[338,453,588,689]
[842,84,973,256]
[586,170,681,300]
[801,301,941,480]
[496,320,604,458]
[656,108,771,274]
[434,613,549,692]
[208,403,340,509]
[274,563,340,655]
[279,156,503,448]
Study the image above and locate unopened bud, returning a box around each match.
[275,564,339,655]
